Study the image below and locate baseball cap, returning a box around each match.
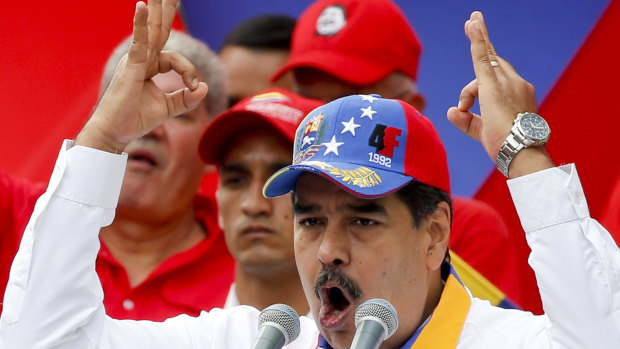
[199,88,323,165]
[263,94,449,199]
[271,0,422,85]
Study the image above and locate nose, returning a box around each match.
[240,178,272,217]
[143,123,166,140]
[317,226,350,268]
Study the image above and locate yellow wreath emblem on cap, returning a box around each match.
[305,161,382,188]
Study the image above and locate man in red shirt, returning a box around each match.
[0,31,234,321]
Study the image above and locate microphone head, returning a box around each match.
[354,298,399,340]
[258,303,301,345]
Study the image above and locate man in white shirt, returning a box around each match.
[1,2,619,348]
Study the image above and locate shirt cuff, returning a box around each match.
[54,140,127,209]
[507,163,590,233]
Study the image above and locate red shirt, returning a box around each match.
[451,196,520,305]
[2,169,518,315]
[0,170,46,317]
[601,172,620,241]
[0,170,234,320]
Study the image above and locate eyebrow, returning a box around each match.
[293,202,320,214]
[347,202,387,215]
[292,201,387,215]
[219,163,247,174]
[219,162,290,175]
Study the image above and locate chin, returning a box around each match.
[323,331,354,349]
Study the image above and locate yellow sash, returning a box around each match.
[409,274,471,349]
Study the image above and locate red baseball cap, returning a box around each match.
[271,0,422,85]
[264,94,450,199]
[199,88,324,165]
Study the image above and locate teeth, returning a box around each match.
[333,310,341,315]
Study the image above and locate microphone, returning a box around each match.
[252,303,301,349]
[350,298,399,349]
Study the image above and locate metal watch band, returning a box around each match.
[496,133,525,177]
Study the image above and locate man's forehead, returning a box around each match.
[295,172,341,191]
[293,173,384,208]
[292,67,413,101]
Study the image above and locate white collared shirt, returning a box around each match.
[1,141,619,348]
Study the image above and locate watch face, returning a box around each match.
[518,113,550,141]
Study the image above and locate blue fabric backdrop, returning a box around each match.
[181,0,610,196]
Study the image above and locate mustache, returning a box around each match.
[314,268,363,300]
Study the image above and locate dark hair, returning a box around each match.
[222,14,296,51]
[395,180,452,261]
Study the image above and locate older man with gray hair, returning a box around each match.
[0,29,234,322]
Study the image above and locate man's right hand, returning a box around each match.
[76,0,208,154]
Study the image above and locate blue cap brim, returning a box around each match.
[263,161,414,199]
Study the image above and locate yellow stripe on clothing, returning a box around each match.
[450,252,507,307]
[410,274,471,349]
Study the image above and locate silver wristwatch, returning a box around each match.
[496,112,550,177]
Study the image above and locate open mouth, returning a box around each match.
[314,268,362,330]
[327,286,350,312]
[318,284,354,329]
[128,152,158,167]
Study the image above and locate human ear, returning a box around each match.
[215,187,225,230]
[425,201,451,271]
[202,163,216,175]
[401,91,426,112]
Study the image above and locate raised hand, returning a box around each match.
[76,0,208,153]
[447,11,553,177]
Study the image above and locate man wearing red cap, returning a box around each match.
[273,0,521,308]
[272,0,423,107]
[198,88,322,315]
[2,3,619,348]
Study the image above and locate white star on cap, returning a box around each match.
[341,117,361,136]
[322,135,344,156]
[302,135,315,147]
[360,106,377,120]
[360,94,378,103]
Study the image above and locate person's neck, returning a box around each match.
[385,269,445,349]
[100,208,206,287]
[235,263,309,315]
[422,269,445,320]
